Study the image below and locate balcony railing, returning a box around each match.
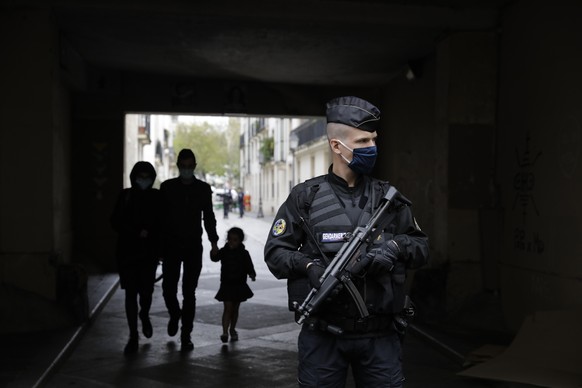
[293,118,326,147]
[251,118,266,135]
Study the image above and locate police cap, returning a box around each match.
[325,96,381,133]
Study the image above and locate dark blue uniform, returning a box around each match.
[264,170,429,387]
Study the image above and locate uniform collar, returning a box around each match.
[327,165,365,195]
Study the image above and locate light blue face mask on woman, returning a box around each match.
[135,178,153,190]
[337,140,378,175]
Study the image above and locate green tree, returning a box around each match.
[260,136,274,163]
[173,119,241,180]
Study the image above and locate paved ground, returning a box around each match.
[2,211,538,388]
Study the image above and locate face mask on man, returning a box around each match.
[135,178,153,190]
[337,139,377,175]
[179,168,194,180]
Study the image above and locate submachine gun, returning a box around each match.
[293,186,411,332]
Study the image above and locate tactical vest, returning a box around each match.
[289,175,406,317]
[299,177,374,261]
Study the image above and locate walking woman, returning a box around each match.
[111,161,162,354]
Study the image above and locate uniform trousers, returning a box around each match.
[297,325,404,388]
[162,243,203,337]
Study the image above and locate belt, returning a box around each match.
[304,315,393,335]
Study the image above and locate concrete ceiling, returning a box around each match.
[46,1,507,87]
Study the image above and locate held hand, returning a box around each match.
[210,243,219,259]
[306,260,325,289]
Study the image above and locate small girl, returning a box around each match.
[211,227,256,342]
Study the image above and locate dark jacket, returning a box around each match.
[159,176,219,254]
[110,161,162,267]
[212,243,256,283]
[264,170,429,325]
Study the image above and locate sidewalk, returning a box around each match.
[0,273,119,388]
[2,211,536,388]
[1,211,278,388]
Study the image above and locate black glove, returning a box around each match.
[351,240,401,276]
[306,260,326,289]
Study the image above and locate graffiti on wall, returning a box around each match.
[513,227,544,254]
[512,131,544,254]
[513,131,541,220]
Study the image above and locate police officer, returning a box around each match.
[264,96,429,387]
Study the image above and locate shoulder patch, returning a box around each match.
[272,219,287,236]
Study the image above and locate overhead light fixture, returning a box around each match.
[405,59,423,81]
[405,67,416,81]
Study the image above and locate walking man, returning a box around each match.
[160,148,219,351]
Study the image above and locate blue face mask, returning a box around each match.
[135,178,152,190]
[338,140,377,175]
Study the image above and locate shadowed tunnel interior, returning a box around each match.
[2,1,582,386]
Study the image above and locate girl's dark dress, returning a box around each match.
[213,243,256,302]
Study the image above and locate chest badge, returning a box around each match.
[272,219,287,236]
[321,232,348,243]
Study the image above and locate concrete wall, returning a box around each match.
[378,57,437,261]
[378,55,442,320]
[377,3,582,330]
[497,2,582,330]
[439,31,500,315]
[378,30,499,321]
[0,9,77,331]
[71,115,124,273]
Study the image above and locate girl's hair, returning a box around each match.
[227,227,245,241]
